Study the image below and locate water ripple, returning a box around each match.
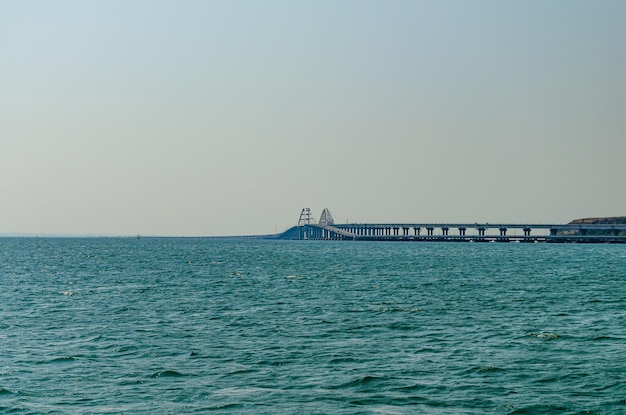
[0,238,624,414]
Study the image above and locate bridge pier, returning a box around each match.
[427,227,434,236]
[441,227,449,236]
[458,227,467,236]
[414,227,421,236]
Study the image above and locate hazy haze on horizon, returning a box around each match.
[2,0,625,236]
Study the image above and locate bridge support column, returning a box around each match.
[403,227,409,236]
[393,227,399,236]
[523,227,531,236]
[414,227,421,236]
[441,227,449,236]
[477,227,486,236]
[499,227,507,237]
[427,227,434,236]
[458,227,466,236]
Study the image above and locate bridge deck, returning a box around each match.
[281,223,626,243]
[284,208,626,242]
[335,223,626,231]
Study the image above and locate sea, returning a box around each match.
[0,237,624,414]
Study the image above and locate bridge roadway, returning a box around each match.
[290,223,626,243]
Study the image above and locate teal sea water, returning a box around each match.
[0,238,625,414]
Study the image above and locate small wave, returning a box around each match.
[507,404,569,414]
[350,375,384,386]
[115,344,139,354]
[118,378,144,386]
[213,386,275,397]
[226,367,256,376]
[394,383,426,393]
[50,356,76,363]
[527,332,559,340]
[331,375,390,390]
[592,335,623,341]
[376,306,422,313]
[59,291,75,296]
[149,370,187,378]
[207,403,246,411]
[388,321,418,331]
[399,307,422,313]
[479,366,503,372]
[189,351,212,359]
[329,356,359,364]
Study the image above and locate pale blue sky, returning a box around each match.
[1,1,625,236]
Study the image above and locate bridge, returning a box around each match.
[276,208,626,243]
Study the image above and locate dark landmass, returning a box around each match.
[569,216,626,225]
[561,216,626,236]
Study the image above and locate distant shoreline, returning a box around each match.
[2,216,624,239]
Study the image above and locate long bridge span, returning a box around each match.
[276,208,626,243]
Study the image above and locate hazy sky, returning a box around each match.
[2,1,625,236]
